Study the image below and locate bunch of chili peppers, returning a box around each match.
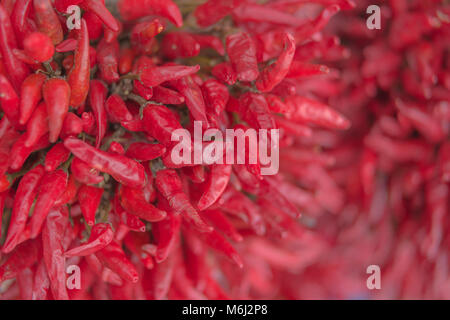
[0,0,449,300]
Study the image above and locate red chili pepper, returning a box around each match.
[23,102,48,148]
[256,32,295,92]
[70,156,104,185]
[119,184,166,222]
[239,92,276,130]
[82,0,119,32]
[202,209,243,242]
[119,47,136,75]
[89,80,107,148]
[132,80,154,100]
[67,18,90,108]
[2,165,45,253]
[0,191,5,238]
[226,32,259,82]
[130,18,164,54]
[192,34,225,55]
[201,79,229,120]
[23,32,54,62]
[9,133,50,171]
[28,169,68,238]
[152,86,184,105]
[65,223,113,257]
[60,112,84,139]
[143,247,176,299]
[42,206,69,300]
[233,3,303,27]
[33,0,63,45]
[31,260,50,300]
[64,137,146,188]
[0,239,41,283]
[285,95,351,130]
[96,38,120,84]
[123,232,154,269]
[194,0,237,27]
[11,0,35,45]
[19,73,46,125]
[118,0,182,27]
[95,240,139,283]
[286,61,330,78]
[112,193,146,232]
[168,75,209,126]
[142,104,184,148]
[161,32,200,60]
[125,142,166,161]
[181,165,206,183]
[155,169,212,233]
[43,78,71,143]
[108,141,125,155]
[105,94,133,123]
[81,111,95,135]
[139,64,200,88]
[78,185,103,226]
[0,74,21,126]
[54,173,78,207]
[197,164,232,211]
[0,3,30,91]
[55,38,77,53]
[211,62,237,85]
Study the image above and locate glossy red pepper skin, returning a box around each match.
[89,80,107,148]
[256,32,295,92]
[11,0,35,45]
[44,143,70,172]
[42,206,69,300]
[67,19,90,108]
[130,19,164,54]
[23,32,54,62]
[139,64,200,88]
[82,0,119,32]
[0,74,21,126]
[60,112,83,139]
[152,86,185,105]
[64,137,146,188]
[155,169,212,233]
[78,185,103,226]
[65,223,114,257]
[118,0,182,27]
[125,142,166,161]
[95,240,139,283]
[43,78,71,143]
[105,94,132,123]
[133,80,154,100]
[19,73,47,125]
[0,239,41,283]
[28,169,68,238]
[197,164,232,211]
[119,184,166,222]
[0,3,30,91]
[238,92,276,130]
[2,165,45,253]
[33,0,63,45]
[226,32,259,82]
[70,156,104,185]
[23,102,48,148]
[9,133,50,171]
[112,193,146,232]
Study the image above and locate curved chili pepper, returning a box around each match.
[60,112,84,139]
[64,137,146,188]
[155,169,212,232]
[226,32,259,82]
[132,80,154,100]
[78,185,103,226]
[118,0,182,27]
[0,74,20,126]
[42,206,69,300]
[67,18,90,108]
[105,94,133,123]
[256,32,295,92]
[70,156,104,185]
[123,232,154,269]
[33,0,63,45]
[55,38,77,53]
[0,3,30,91]
[82,0,119,32]
[96,38,119,84]
[54,173,78,207]
[43,78,71,143]
[0,239,41,283]
[142,104,184,148]
[112,193,146,232]
[2,165,45,253]
[211,62,237,85]
[194,0,237,27]
[23,102,48,148]
[285,95,351,130]
[28,169,68,238]
[19,73,46,125]
[9,133,50,171]
[161,32,200,59]
[125,142,166,161]
[119,184,166,222]
[168,75,209,126]
[143,247,176,299]
[95,240,139,283]
[201,79,229,118]
[239,92,276,130]
[11,0,35,45]
[197,164,232,211]
[202,209,243,242]
[89,80,107,148]
[139,64,200,88]
[152,86,184,105]
[65,223,113,257]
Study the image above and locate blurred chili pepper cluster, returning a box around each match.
[0,0,449,300]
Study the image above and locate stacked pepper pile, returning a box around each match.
[0,0,449,299]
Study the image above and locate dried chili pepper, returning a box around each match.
[19,73,47,125]
[43,78,71,143]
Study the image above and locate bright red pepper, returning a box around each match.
[0,239,41,283]
[33,0,63,45]
[152,86,184,105]
[19,73,47,125]
[0,74,20,126]
[118,0,182,27]
[82,0,119,32]
[119,184,166,222]
[23,102,48,148]
[43,78,71,143]
[70,156,104,185]
[89,80,107,148]
[139,64,200,88]
[65,223,113,257]
[78,185,103,226]
[23,32,54,62]
[226,32,259,82]
[125,142,166,161]
[96,38,119,84]
[105,94,133,123]
[161,32,200,59]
